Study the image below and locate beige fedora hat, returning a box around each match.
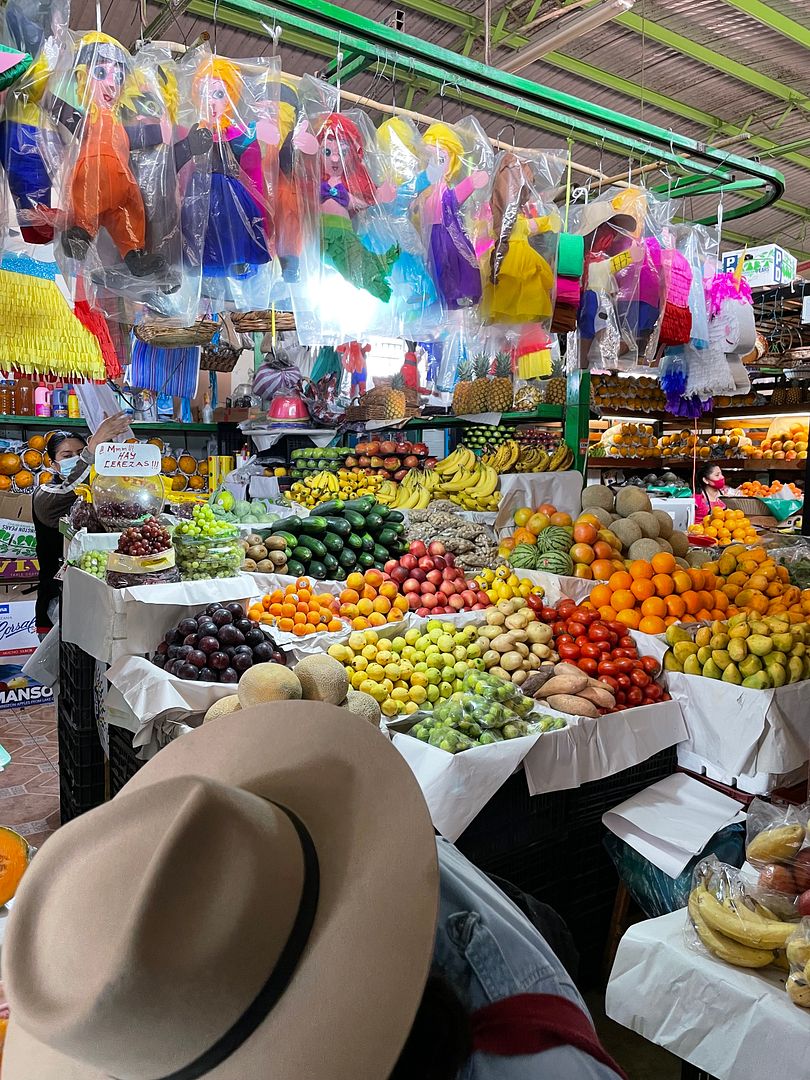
[2,703,439,1080]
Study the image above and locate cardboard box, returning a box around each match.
[0,515,38,581]
[0,599,54,710]
[0,493,33,524]
[722,244,797,288]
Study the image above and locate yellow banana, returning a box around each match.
[747,824,805,864]
[440,467,481,494]
[468,464,499,499]
[695,885,793,950]
[688,889,773,968]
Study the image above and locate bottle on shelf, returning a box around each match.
[201,392,214,423]
[51,383,68,418]
[67,386,81,419]
[34,382,51,417]
[15,379,33,416]
[0,382,9,415]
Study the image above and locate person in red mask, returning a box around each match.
[694,462,727,524]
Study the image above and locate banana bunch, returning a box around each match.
[433,445,477,476]
[390,469,432,509]
[289,469,387,509]
[513,442,574,472]
[430,445,500,511]
[481,439,520,473]
[687,877,795,969]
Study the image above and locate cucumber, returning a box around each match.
[308,560,328,580]
[300,515,328,536]
[385,510,404,523]
[378,528,398,547]
[343,497,376,514]
[302,536,327,559]
[286,558,305,578]
[292,545,314,564]
[357,551,375,569]
[312,499,344,516]
[360,533,375,553]
[364,512,385,532]
[344,509,366,531]
[346,532,363,550]
[338,548,356,569]
[388,522,405,536]
[375,505,390,519]
[322,552,339,574]
[322,532,344,554]
[275,531,298,549]
[272,515,303,534]
[323,516,351,538]
[372,544,390,565]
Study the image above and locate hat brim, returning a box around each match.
[3,704,440,1080]
[576,203,639,236]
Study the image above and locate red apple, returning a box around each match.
[472,603,487,610]
[442,581,457,595]
[477,591,490,605]
[355,441,369,455]
[407,593,422,610]
[393,469,408,481]
[399,440,413,453]
[418,556,435,572]
[444,552,455,566]
[797,889,810,917]
[390,565,410,585]
[449,595,465,611]
[428,541,446,556]
[384,456,400,470]
[411,568,426,583]
[412,442,428,455]
[793,850,810,893]
[420,581,436,595]
[357,455,370,467]
[367,441,381,455]
[344,455,358,467]
[378,470,392,481]
[400,554,418,570]
[425,457,438,468]
[416,607,429,617]
[461,590,477,607]
[384,559,398,574]
[379,440,397,455]
[759,865,796,895]
[402,578,420,593]
[410,540,427,558]
[435,591,448,606]
[370,456,384,469]
[403,455,419,469]
[426,569,443,586]
[422,594,437,608]
[432,556,446,571]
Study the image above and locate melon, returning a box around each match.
[611,518,642,551]
[628,511,660,539]
[587,506,615,528]
[343,689,382,725]
[510,543,539,569]
[657,538,673,554]
[669,530,690,557]
[203,695,241,724]
[294,655,349,704]
[614,487,652,517]
[535,551,574,576]
[687,548,712,567]
[238,665,302,708]
[581,484,615,512]
[628,538,662,563]
[653,510,674,539]
[675,557,690,570]
[535,525,573,555]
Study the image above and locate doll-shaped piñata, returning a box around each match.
[318,112,398,302]
[418,122,488,311]
[483,151,558,325]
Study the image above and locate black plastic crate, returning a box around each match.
[456,775,569,863]
[58,722,106,823]
[108,723,145,797]
[567,745,678,830]
[59,640,98,734]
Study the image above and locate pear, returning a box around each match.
[711,650,732,670]
[727,638,748,663]
[788,656,804,684]
[697,645,713,666]
[695,627,712,648]
[772,633,794,653]
[769,663,787,688]
[748,634,774,657]
[673,641,699,663]
[742,671,773,690]
[663,651,684,673]
[722,663,742,685]
[764,651,787,669]
[728,623,751,640]
[702,658,723,680]
[683,653,703,676]
[665,625,693,646]
[710,633,730,651]
[739,655,763,678]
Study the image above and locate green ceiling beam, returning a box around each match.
[616,11,810,114]
[717,0,810,50]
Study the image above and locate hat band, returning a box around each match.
[123,802,320,1080]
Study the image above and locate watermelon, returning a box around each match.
[536,525,573,555]
[509,543,539,569]
[535,551,574,575]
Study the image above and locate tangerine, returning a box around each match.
[652,574,674,597]
[651,551,676,575]
[640,596,666,618]
[638,615,667,635]
[629,560,654,581]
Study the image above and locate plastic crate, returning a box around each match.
[567,745,678,829]
[108,723,145,797]
[58,721,106,824]
[59,639,98,734]
[456,776,569,863]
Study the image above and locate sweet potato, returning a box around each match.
[579,685,615,709]
[535,673,589,697]
[545,694,599,718]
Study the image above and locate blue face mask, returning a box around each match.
[57,456,81,477]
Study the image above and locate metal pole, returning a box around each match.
[484,0,491,65]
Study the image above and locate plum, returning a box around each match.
[209,651,229,670]
[198,636,220,654]
[220,667,239,683]
[232,652,253,673]
[212,609,234,628]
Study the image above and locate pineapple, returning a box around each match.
[383,372,407,419]
[468,352,491,414]
[488,351,514,412]
[452,356,474,415]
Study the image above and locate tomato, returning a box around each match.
[527,594,544,611]
[572,605,596,623]
[564,621,585,638]
[578,657,598,676]
[619,636,636,650]
[555,633,574,645]
[608,621,626,637]
[645,683,663,701]
[599,675,619,691]
[616,673,631,688]
[661,692,672,702]
[558,600,576,618]
[575,635,589,648]
[596,640,612,654]
[598,660,618,677]
[626,686,644,706]
[641,656,661,677]
[541,606,559,623]
[558,642,581,660]
[615,690,626,705]
[630,669,651,688]
[614,658,636,674]
[552,622,569,638]
[613,648,638,660]
[580,642,601,659]
[588,623,611,641]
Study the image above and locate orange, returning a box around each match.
[641,596,666,618]
[682,590,701,614]
[665,594,686,619]
[616,608,641,629]
[296,602,309,614]
[702,571,717,591]
[651,551,676,575]
[611,588,636,612]
[609,570,632,592]
[278,618,295,633]
[672,571,692,595]
[357,598,374,616]
[592,541,615,561]
[364,569,385,589]
[293,612,307,625]
[598,605,618,622]
[574,564,593,579]
[629,578,655,602]
[500,537,516,553]
[297,589,311,604]
[280,603,296,618]
[629,560,654,580]
[372,596,392,614]
[293,624,309,637]
[549,511,572,526]
[295,578,310,591]
[340,588,360,605]
[513,527,537,545]
[346,572,365,591]
[664,616,679,627]
[591,559,614,582]
[590,584,613,609]
[513,507,533,528]
[697,591,714,612]
[327,619,343,632]
[639,615,667,635]
[258,613,274,625]
[713,591,729,612]
[652,574,674,597]
[306,611,322,626]
[696,609,714,623]
[379,581,398,600]
[269,603,283,617]
[687,568,705,590]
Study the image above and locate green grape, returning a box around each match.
[79,550,109,579]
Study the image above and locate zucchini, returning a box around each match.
[323,516,351,538]
[286,558,305,577]
[272,515,303,534]
[364,512,384,532]
[322,552,339,574]
[308,560,328,580]
[385,510,404,523]
[292,545,314,564]
[302,536,327,559]
[274,531,298,549]
[311,499,344,516]
[360,533,375,553]
[343,496,376,514]
[322,532,344,555]
[338,548,356,569]
[346,532,363,550]
[378,528,398,547]
[357,551,375,569]
[344,509,366,530]
[300,515,328,536]
[372,544,390,565]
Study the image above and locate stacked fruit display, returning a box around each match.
[601,423,658,459]
[159,447,209,493]
[116,517,171,557]
[0,436,55,492]
[592,373,666,413]
[289,446,351,480]
[272,497,407,579]
[173,504,244,579]
[151,602,286,683]
[701,545,810,621]
[580,485,691,562]
[287,469,392,509]
[451,351,514,414]
[688,506,758,546]
[756,421,808,462]
[662,615,810,688]
[327,621,486,718]
[384,540,491,617]
[240,533,288,574]
[740,479,802,498]
[464,423,519,451]
[474,567,544,603]
[248,578,343,637]
[503,504,576,576]
[346,438,430,480]
[659,430,749,461]
[209,491,284,526]
[389,448,500,511]
[336,569,410,629]
[77,550,109,578]
[472,602,558,685]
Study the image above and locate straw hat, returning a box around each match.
[2,704,439,1080]
[576,186,647,237]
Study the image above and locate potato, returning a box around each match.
[483,650,500,668]
[512,597,528,610]
[496,600,517,615]
[531,643,551,658]
[536,673,589,697]
[480,625,502,641]
[512,642,529,658]
[505,613,530,631]
[476,636,491,652]
[526,654,541,670]
[546,694,599,718]
[486,610,506,626]
[526,622,552,645]
[500,651,524,672]
[490,634,518,653]
[511,669,528,686]
[490,665,509,680]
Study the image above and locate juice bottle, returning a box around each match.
[67,387,80,418]
[34,383,51,417]
[15,380,33,416]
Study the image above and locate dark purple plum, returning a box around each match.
[198,667,217,682]
[183,634,198,647]
[165,629,180,645]
[196,619,217,636]
[225,602,245,618]
[198,636,220,654]
[176,645,193,662]
[165,660,181,676]
[233,644,252,654]
[178,663,199,681]
[232,652,253,673]
[251,641,275,663]
[212,609,234,628]
[224,647,236,658]
[235,618,253,635]
[152,654,166,668]
[272,651,287,666]
[217,625,244,646]
[178,618,198,636]
[219,667,239,683]
[209,651,229,670]
[188,650,207,668]
[167,645,181,660]
[244,628,265,648]
[207,602,224,615]
[156,641,169,656]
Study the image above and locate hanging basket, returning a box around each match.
[230,310,296,333]
[200,343,242,372]
[134,319,218,349]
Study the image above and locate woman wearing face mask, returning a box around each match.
[32,413,130,632]
[694,461,727,525]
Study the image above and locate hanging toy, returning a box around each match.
[317,112,399,302]
[337,339,370,396]
[418,122,488,310]
[401,348,428,397]
[658,245,693,347]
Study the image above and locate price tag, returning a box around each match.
[94,442,161,477]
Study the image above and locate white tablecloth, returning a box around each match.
[606,910,810,1080]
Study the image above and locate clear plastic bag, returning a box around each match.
[173,530,244,580]
[786,919,810,1007]
[745,797,810,917]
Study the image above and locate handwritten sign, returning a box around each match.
[95,442,161,477]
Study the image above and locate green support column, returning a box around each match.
[565,367,590,473]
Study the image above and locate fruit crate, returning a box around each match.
[59,639,98,735]
[108,723,145,797]
[58,720,106,824]
[566,745,678,829]
[456,775,569,863]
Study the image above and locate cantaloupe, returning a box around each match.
[294,655,349,704]
[610,518,642,551]
[581,484,615,512]
[687,548,712,567]
[615,487,652,517]
[657,538,673,554]
[203,695,242,724]
[628,538,662,563]
[674,557,690,569]
[628,511,660,539]
[669,530,690,557]
[653,510,674,539]
[238,665,302,708]
[343,689,382,725]
[586,506,614,528]
[0,827,30,906]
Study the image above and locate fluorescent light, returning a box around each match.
[503,0,635,73]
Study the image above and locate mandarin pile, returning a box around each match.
[249,578,344,637]
[689,506,757,546]
[337,569,410,629]
[739,479,802,498]
[757,421,808,461]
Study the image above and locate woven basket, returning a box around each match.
[134,319,218,348]
[230,310,296,333]
[723,496,767,516]
[200,344,242,372]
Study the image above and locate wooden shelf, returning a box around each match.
[0,415,219,433]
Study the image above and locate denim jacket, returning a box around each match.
[434,840,623,1080]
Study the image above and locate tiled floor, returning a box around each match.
[0,703,59,850]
